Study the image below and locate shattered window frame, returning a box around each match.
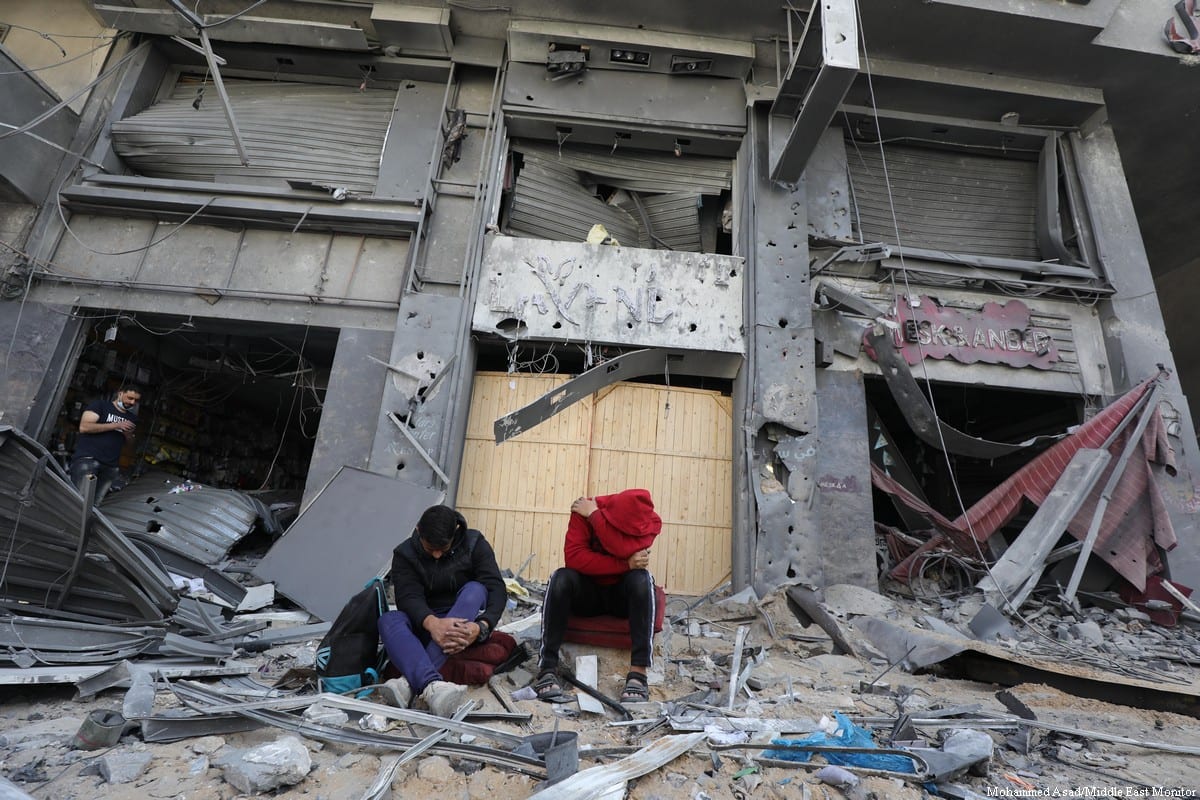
[828,109,1109,298]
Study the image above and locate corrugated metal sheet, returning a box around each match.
[514,141,732,194]
[111,81,396,193]
[616,192,703,252]
[0,426,176,622]
[507,152,642,244]
[99,473,267,565]
[847,143,1039,261]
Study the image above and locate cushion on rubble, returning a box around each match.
[562,584,667,649]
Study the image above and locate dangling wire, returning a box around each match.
[663,355,671,419]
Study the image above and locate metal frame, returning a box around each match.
[768,0,859,185]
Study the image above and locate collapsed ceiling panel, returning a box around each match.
[507,152,642,244]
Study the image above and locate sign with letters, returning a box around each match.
[890,295,1059,369]
[475,236,744,353]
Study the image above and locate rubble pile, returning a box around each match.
[3,428,1200,798]
[3,574,1200,799]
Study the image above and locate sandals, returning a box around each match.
[532,671,574,704]
[620,671,649,703]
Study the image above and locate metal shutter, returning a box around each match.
[513,141,732,194]
[111,81,396,193]
[847,143,1039,261]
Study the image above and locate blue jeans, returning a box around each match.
[378,581,487,693]
[69,457,120,504]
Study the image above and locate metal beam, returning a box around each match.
[492,348,738,444]
[769,0,859,185]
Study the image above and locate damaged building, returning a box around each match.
[8,1,1200,797]
[3,0,1200,639]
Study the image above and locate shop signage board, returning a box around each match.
[475,236,744,353]
[890,295,1059,369]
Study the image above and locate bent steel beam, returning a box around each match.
[492,348,738,444]
[864,328,1033,459]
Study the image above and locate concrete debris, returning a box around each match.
[302,703,350,727]
[99,750,154,784]
[416,755,456,782]
[2,564,1200,797]
[216,735,312,793]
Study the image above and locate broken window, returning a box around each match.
[500,140,734,255]
[867,378,1086,524]
[818,111,1106,295]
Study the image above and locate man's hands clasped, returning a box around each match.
[424,615,481,655]
[627,548,651,570]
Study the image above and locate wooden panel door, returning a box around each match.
[588,383,733,594]
[457,372,592,581]
[457,372,733,594]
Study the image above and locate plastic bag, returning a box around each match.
[765,712,916,773]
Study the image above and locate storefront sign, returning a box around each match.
[890,295,1059,369]
[475,236,744,353]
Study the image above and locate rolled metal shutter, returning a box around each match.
[507,151,642,244]
[513,141,732,194]
[111,80,396,194]
[847,143,1039,261]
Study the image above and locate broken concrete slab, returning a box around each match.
[822,584,898,619]
[854,615,1200,719]
[99,750,154,784]
[216,734,312,794]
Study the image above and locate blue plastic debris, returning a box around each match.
[765,712,917,774]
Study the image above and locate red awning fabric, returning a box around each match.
[877,376,1177,591]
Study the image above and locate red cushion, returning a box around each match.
[563,584,667,649]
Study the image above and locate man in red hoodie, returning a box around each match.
[533,489,661,704]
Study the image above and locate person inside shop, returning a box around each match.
[69,384,142,503]
[533,488,662,704]
[377,504,508,717]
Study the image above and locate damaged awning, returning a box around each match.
[0,426,177,622]
[875,375,1176,591]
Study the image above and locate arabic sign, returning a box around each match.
[475,236,744,353]
[890,295,1059,369]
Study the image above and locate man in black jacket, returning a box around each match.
[377,504,507,716]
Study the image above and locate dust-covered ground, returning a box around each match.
[3,584,1200,799]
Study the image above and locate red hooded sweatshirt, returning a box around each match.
[564,489,662,585]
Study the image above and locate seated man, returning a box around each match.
[377,505,507,717]
[534,489,662,704]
